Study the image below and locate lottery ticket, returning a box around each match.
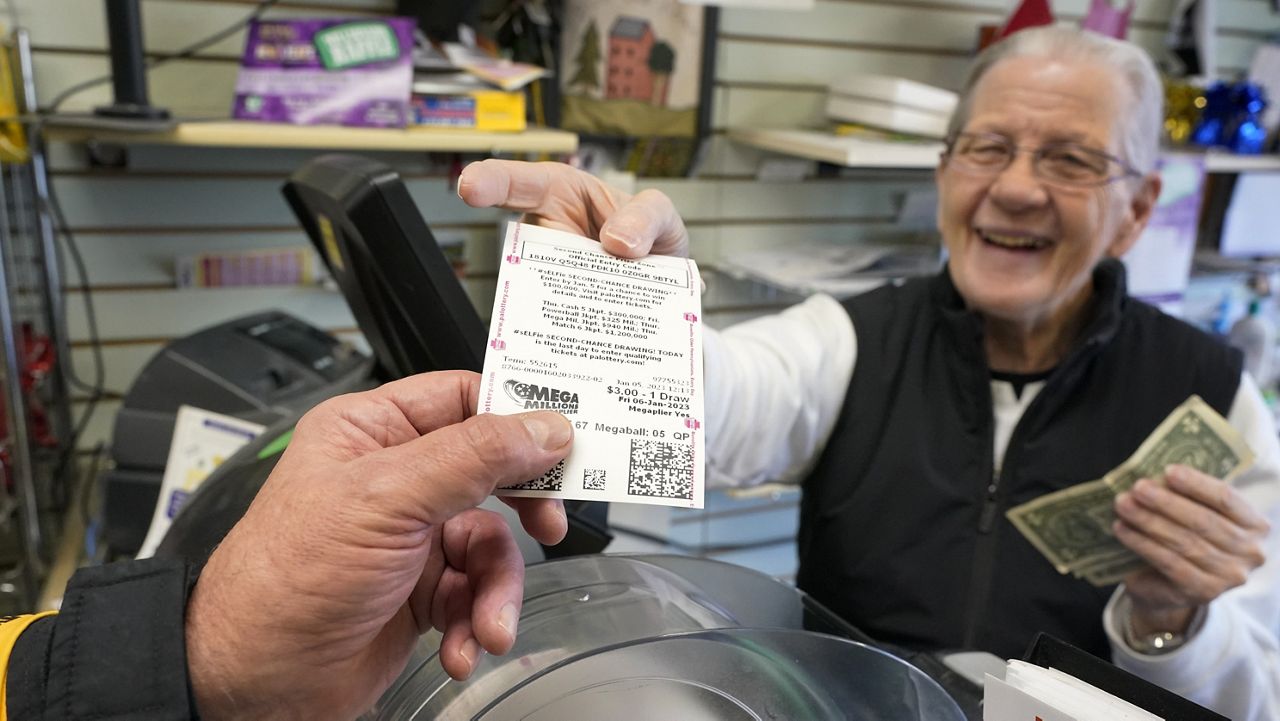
[479,222,705,508]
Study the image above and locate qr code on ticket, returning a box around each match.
[627,440,693,500]
[583,469,607,491]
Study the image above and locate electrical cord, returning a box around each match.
[44,0,280,114]
[33,0,279,503]
[78,441,105,531]
[44,170,109,506]
[45,174,105,399]
[0,0,273,510]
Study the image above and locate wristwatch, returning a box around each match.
[1121,600,1196,655]
[1123,622,1187,655]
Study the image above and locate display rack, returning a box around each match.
[0,30,75,610]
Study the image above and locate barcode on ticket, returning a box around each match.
[503,459,566,492]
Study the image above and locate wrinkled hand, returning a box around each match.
[186,371,572,720]
[457,158,689,259]
[1114,464,1270,635]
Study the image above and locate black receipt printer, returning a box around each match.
[102,310,372,554]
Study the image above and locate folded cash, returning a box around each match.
[1006,395,1254,586]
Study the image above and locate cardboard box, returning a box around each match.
[410,91,526,132]
[232,18,415,128]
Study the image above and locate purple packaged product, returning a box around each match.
[233,18,415,128]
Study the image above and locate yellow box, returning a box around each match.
[410,90,526,132]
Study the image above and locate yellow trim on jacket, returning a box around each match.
[0,611,58,721]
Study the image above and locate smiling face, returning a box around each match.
[936,56,1158,328]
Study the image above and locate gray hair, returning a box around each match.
[945,26,1163,174]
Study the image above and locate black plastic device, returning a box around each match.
[282,155,612,557]
[283,155,486,381]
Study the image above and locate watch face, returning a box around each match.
[1123,615,1187,656]
[1132,630,1185,655]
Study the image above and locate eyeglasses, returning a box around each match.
[943,131,1143,188]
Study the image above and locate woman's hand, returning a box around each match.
[457,159,690,259]
[1114,464,1270,635]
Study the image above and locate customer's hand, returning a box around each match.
[1114,464,1270,636]
[457,159,690,259]
[185,370,572,720]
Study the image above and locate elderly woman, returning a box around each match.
[458,27,1280,720]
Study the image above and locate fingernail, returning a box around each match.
[604,225,641,250]
[460,638,479,669]
[521,412,572,450]
[498,603,519,639]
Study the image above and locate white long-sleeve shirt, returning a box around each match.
[704,293,1280,721]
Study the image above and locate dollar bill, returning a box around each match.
[1006,479,1116,574]
[1100,395,1254,494]
[1006,395,1254,586]
[1077,553,1147,587]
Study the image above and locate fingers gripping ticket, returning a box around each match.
[456,159,690,259]
[457,159,626,238]
[360,410,573,525]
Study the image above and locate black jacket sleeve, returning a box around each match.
[6,558,202,720]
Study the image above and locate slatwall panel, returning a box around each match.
[22,0,1280,437]
[14,0,1279,576]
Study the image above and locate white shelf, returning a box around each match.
[1203,153,1280,173]
[45,120,579,154]
[731,127,1280,174]
[729,127,942,169]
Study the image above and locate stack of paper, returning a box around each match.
[409,41,548,132]
[984,661,1162,721]
[412,41,549,91]
[826,74,957,139]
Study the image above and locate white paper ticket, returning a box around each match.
[479,222,705,508]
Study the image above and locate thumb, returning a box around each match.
[598,188,689,259]
[354,411,573,525]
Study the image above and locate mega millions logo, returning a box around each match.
[504,380,580,413]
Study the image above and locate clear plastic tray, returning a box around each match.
[364,554,964,720]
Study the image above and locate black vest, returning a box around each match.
[796,260,1242,660]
